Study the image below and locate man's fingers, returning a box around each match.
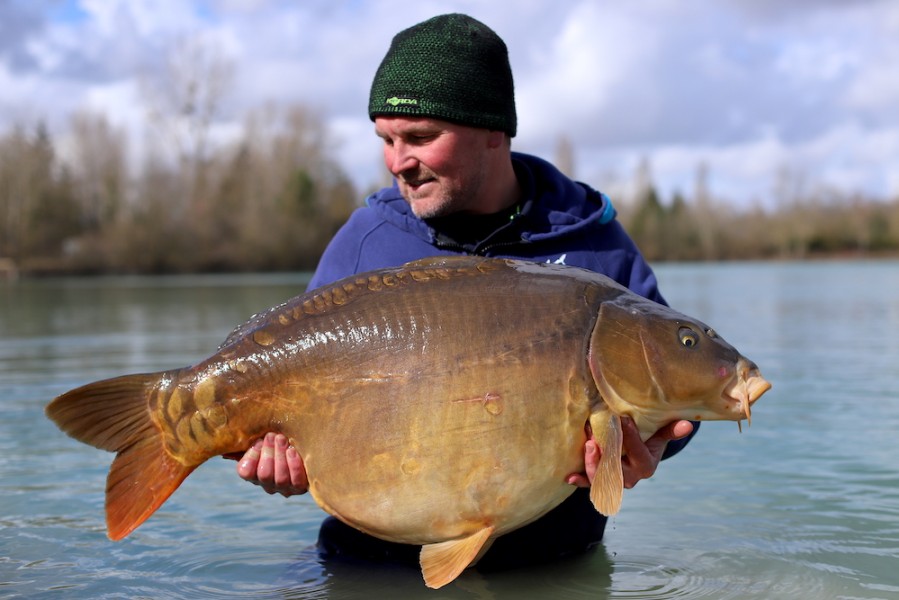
[670,419,694,440]
[256,433,276,484]
[237,438,263,480]
[648,419,694,445]
[621,417,653,464]
[285,446,308,491]
[643,420,694,459]
[621,417,657,488]
[271,434,309,496]
[584,439,599,482]
[273,434,290,491]
[236,433,309,496]
[566,438,600,488]
[566,473,589,487]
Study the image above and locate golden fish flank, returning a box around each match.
[45,256,771,589]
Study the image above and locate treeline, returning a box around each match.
[2,117,898,276]
[616,161,899,262]
[0,108,357,275]
[1,39,360,276]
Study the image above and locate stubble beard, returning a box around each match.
[401,164,486,219]
[405,187,453,219]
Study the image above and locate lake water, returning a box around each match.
[1,261,898,599]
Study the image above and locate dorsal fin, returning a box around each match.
[402,255,484,269]
[419,526,495,589]
[589,409,624,516]
[217,300,292,350]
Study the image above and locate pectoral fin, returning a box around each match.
[588,410,624,516]
[419,526,495,589]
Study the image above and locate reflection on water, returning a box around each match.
[2,261,898,598]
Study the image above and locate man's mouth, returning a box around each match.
[404,178,436,195]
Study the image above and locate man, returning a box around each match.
[234,13,697,570]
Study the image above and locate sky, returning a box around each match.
[1,0,897,208]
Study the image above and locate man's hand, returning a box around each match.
[566,417,694,488]
[227,432,309,497]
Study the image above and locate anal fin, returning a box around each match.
[589,410,624,516]
[419,526,495,589]
[106,435,194,540]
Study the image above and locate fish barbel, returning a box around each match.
[46,256,771,588]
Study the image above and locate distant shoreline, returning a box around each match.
[3,251,897,281]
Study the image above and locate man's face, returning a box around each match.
[374,116,496,218]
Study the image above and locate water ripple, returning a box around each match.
[610,550,851,600]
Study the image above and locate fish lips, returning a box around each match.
[721,359,772,425]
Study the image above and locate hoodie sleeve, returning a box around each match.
[306,199,451,291]
[625,250,668,306]
[306,209,376,290]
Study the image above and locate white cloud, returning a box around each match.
[516,3,662,145]
[626,122,899,207]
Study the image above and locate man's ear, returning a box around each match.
[485,130,508,149]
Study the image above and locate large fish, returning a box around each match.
[46,256,770,588]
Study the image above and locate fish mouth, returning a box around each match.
[722,358,772,428]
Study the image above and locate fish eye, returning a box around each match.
[678,327,700,348]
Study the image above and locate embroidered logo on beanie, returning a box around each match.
[385,96,420,108]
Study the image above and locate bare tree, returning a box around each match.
[772,164,812,258]
[142,35,235,217]
[0,125,55,260]
[67,110,129,230]
[693,161,719,259]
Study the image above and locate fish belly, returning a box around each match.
[301,357,590,544]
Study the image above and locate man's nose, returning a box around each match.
[386,142,417,175]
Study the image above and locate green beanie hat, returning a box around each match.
[368,13,517,137]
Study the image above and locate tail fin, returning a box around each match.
[45,373,194,540]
